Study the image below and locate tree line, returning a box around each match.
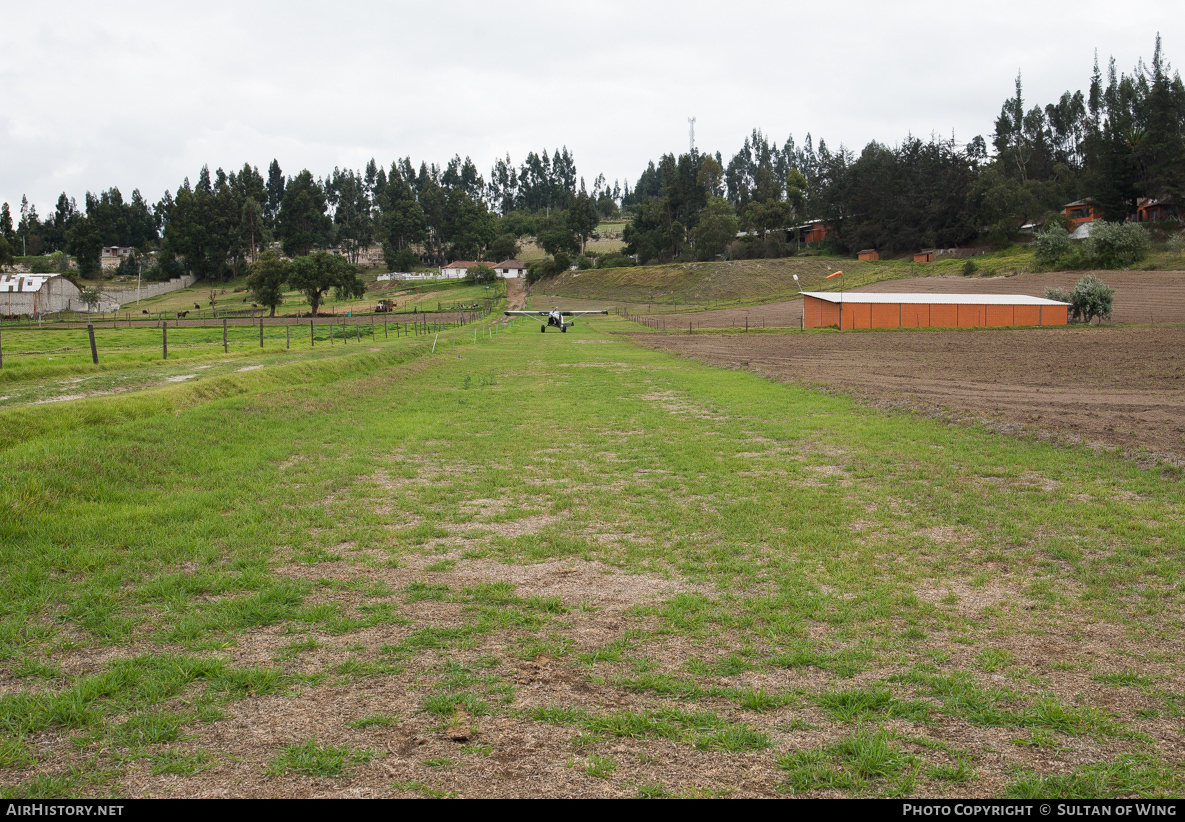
[0,149,621,281]
[620,36,1185,264]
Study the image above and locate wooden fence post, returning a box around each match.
[223,318,228,353]
[286,323,290,349]
[310,319,314,347]
[162,321,168,360]
[259,317,263,348]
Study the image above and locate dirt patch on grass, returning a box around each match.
[639,390,725,420]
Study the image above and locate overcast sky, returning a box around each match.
[1,0,1180,216]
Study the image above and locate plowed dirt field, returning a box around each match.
[639,325,1185,465]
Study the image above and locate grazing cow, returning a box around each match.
[142,309,149,314]
[252,303,258,309]
[194,303,201,310]
[242,297,247,303]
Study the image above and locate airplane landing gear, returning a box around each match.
[561,325,567,332]
[540,324,546,333]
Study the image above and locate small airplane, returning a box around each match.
[504,308,609,333]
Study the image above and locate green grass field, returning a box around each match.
[0,302,1181,797]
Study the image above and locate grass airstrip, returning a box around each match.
[0,299,1182,798]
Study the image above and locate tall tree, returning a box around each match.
[691,197,738,260]
[287,250,365,316]
[1138,34,1185,205]
[265,160,285,229]
[379,162,426,255]
[246,249,289,316]
[569,181,600,254]
[277,170,331,257]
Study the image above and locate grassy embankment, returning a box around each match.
[534,247,1050,313]
[1,308,1181,798]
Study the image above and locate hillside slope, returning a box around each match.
[534,247,1049,309]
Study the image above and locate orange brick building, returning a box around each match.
[1064,199,1103,228]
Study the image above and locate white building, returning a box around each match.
[492,259,527,279]
[439,261,480,279]
[439,260,528,279]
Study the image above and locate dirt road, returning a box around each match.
[505,277,527,313]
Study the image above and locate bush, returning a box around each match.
[527,253,572,283]
[1047,275,1113,324]
[1165,232,1185,255]
[145,255,185,282]
[1084,222,1150,269]
[962,260,978,276]
[114,253,141,278]
[1033,225,1073,267]
[575,255,594,270]
[1070,274,1114,323]
[466,264,497,284]
[28,256,56,273]
[596,252,635,269]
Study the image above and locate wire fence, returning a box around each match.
[0,307,496,370]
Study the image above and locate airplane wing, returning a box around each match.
[559,310,610,316]
[503,311,553,316]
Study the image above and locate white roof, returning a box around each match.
[0,274,58,292]
[803,291,1068,306]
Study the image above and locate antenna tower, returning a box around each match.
[688,116,696,155]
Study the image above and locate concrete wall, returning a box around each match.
[103,274,198,304]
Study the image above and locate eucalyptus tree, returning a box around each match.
[277,170,331,257]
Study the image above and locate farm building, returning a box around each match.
[492,259,527,278]
[2,274,84,317]
[439,261,479,279]
[798,220,834,244]
[441,260,528,279]
[857,249,879,261]
[801,292,1069,330]
[1064,199,1103,227]
[1135,197,1173,222]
